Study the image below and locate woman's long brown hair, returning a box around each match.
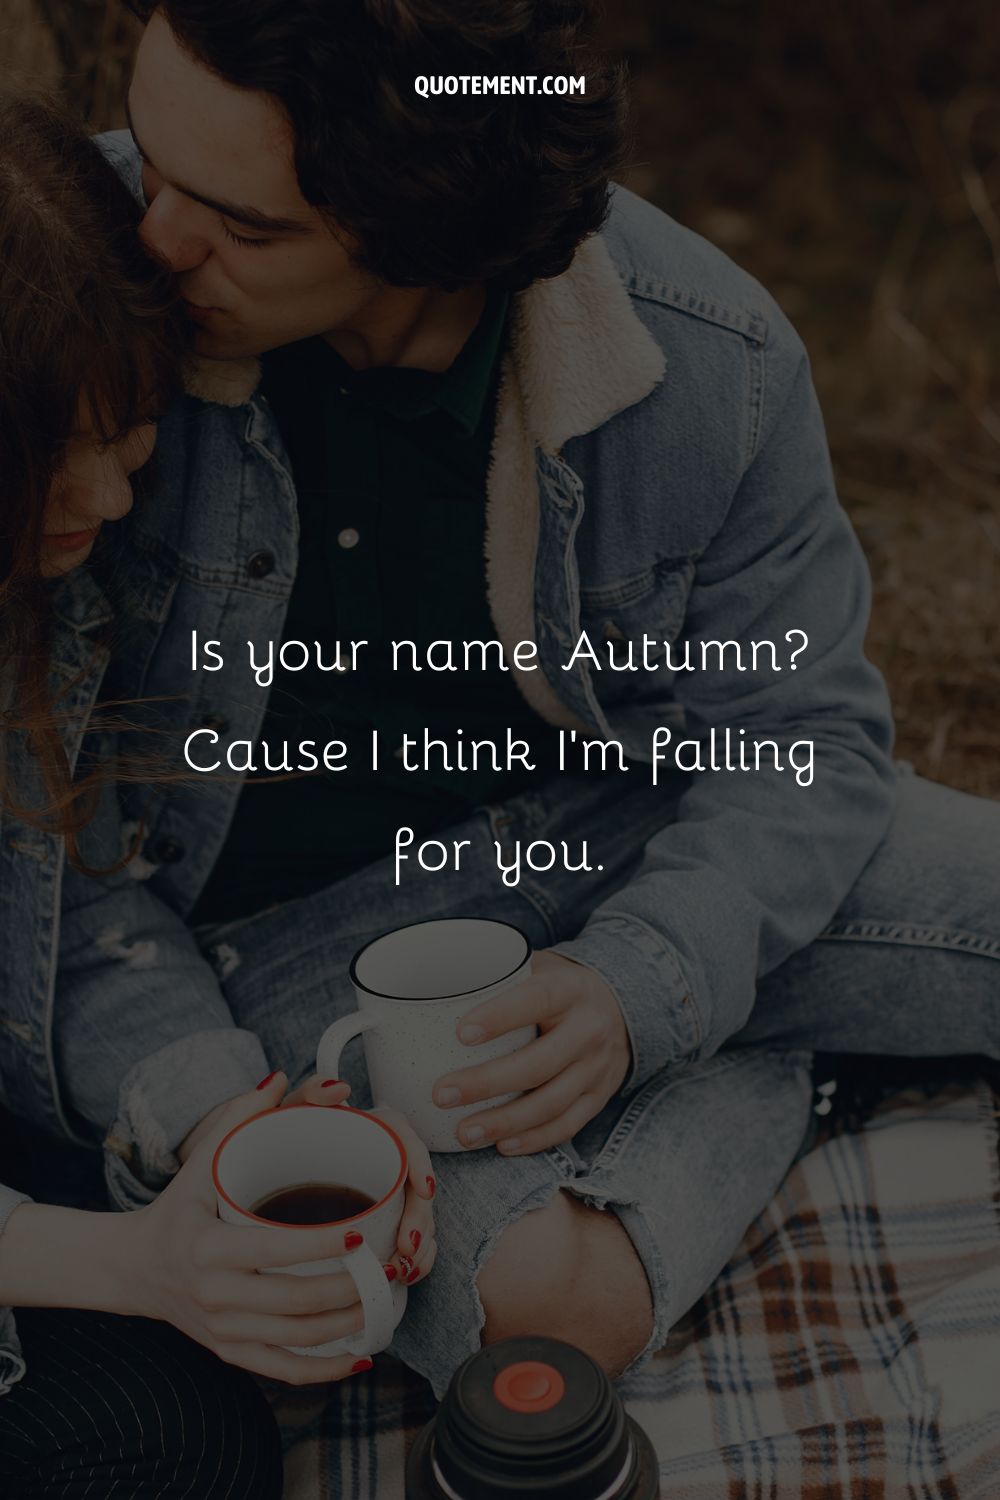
[0,93,187,871]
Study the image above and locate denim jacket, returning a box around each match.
[0,136,895,1302]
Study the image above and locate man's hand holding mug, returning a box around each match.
[317,919,632,1156]
[434,951,632,1156]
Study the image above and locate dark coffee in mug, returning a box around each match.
[251,1182,376,1225]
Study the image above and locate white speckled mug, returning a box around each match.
[316,919,536,1152]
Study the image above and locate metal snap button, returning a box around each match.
[247,550,276,579]
[154,837,184,863]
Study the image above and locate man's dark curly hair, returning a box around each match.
[126,0,629,291]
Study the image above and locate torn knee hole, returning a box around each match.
[95,927,158,970]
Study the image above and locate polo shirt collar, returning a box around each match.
[428,287,509,433]
[334,287,509,434]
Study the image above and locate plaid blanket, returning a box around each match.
[268,1076,1000,1498]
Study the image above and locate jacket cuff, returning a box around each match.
[0,1308,25,1397]
[0,1184,31,1241]
[0,1190,31,1398]
[551,914,701,1091]
[104,1028,269,1210]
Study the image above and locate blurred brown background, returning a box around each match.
[2,0,997,795]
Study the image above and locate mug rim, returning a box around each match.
[350,917,531,1002]
[211,1102,408,1229]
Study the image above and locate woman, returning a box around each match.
[0,93,435,1498]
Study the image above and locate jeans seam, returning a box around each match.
[583,1047,811,1180]
[545,1143,582,1180]
[581,1054,751,1176]
[817,922,1000,959]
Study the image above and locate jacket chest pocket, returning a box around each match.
[577,558,695,709]
[98,541,179,706]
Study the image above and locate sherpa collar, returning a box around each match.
[508,233,666,452]
[182,354,261,407]
[484,235,666,729]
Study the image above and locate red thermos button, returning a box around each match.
[492,1361,567,1414]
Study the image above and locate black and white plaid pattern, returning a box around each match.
[267,1078,1000,1499]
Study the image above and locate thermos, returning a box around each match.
[406,1336,659,1499]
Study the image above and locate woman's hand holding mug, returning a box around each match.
[281,1074,438,1287]
[130,1070,435,1385]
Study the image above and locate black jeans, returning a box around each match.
[0,1308,282,1499]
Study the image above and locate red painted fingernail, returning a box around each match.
[409,1229,421,1251]
[399,1254,414,1277]
[351,1358,373,1374]
[320,1079,341,1088]
[255,1070,278,1090]
[406,1265,421,1284]
[384,1263,397,1282]
[345,1231,364,1249]
[426,1176,436,1198]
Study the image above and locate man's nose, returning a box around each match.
[139,187,211,274]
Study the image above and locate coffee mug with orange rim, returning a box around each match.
[212,1102,408,1357]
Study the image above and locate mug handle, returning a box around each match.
[316,1013,380,1080]
[343,1238,406,1356]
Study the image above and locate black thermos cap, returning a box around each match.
[406,1336,659,1499]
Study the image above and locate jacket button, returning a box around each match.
[200,712,229,732]
[154,837,185,863]
[247,550,276,579]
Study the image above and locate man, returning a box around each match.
[2,0,997,1398]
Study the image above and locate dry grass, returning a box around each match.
[3,0,997,796]
[0,0,138,127]
[605,0,1000,796]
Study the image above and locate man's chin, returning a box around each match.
[190,327,260,362]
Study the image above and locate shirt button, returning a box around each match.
[337,527,360,550]
[247,550,276,579]
[154,837,185,864]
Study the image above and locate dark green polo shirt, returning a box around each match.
[194,291,555,924]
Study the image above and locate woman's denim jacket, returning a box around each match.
[0,141,895,1378]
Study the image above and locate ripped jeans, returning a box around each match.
[195,765,1000,1395]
